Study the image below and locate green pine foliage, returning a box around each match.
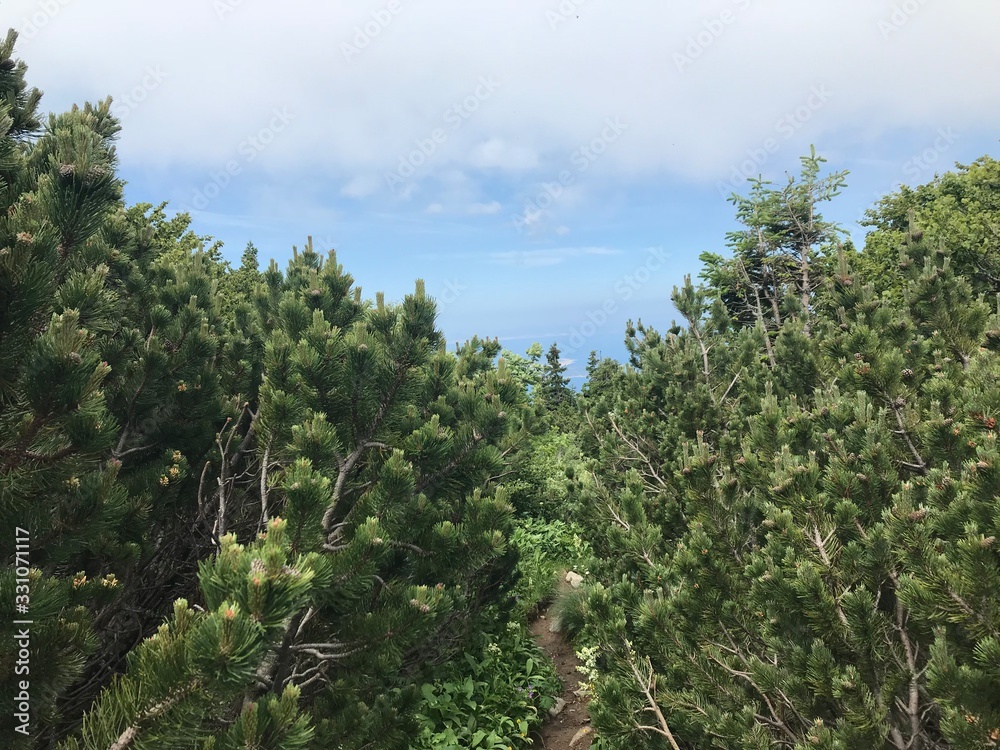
[5,24,1000,750]
[59,520,317,750]
[573,156,1000,749]
[540,342,574,412]
[1,32,534,750]
[239,241,527,748]
[858,156,1000,299]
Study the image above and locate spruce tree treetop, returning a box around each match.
[700,147,848,337]
[540,341,572,411]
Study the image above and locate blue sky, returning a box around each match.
[9,0,999,380]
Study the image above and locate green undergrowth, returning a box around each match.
[411,517,593,748]
[412,616,560,750]
[510,517,594,618]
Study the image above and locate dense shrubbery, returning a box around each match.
[571,154,1000,749]
[0,33,536,750]
[412,616,560,750]
[5,25,1000,750]
[510,518,592,615]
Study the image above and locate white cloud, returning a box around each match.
[340,174,381,198]
[467,200,502,215]
[468,138,538,170]
[489,246,619,268]
[9,0,999,211]
[425,202,445,214]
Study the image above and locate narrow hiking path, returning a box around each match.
[528,578,593,749]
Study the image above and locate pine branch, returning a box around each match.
[718,370,742,402]
[1,412,45,472]
[413,433,483,494]
[623,649,682,750]
[108,679,203,750]
[607,413,669,492]
[2,443,76,465]
[259,438,272,529]
[704,651,801,745]
[321,440,388,533]
[689,317,713,394]
[808,525,850,628]
[891,401,928,475]
[387,540,429,556]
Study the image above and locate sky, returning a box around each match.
[7,0,1000,380]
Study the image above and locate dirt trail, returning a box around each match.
[528,579,593,749]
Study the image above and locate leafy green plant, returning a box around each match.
[412,617,560,749]
[510,518,593,617]
[507,428,589,520]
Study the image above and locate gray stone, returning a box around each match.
[548,697,567,717]
[565,571,584,588]
[570,726,592,746]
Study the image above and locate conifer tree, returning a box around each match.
[859,156,1000,298]
[2,32,527,749]
[0,32,242,740]
[575,157,1000,749]
[700,148,848,340]
[58,519,317,750]
[578,351,624,458]
[540,341,573,411]
[0,32,135,739]
[45,235,525,749]
[234,241,523,748]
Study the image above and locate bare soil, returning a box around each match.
[528,579,593,749]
